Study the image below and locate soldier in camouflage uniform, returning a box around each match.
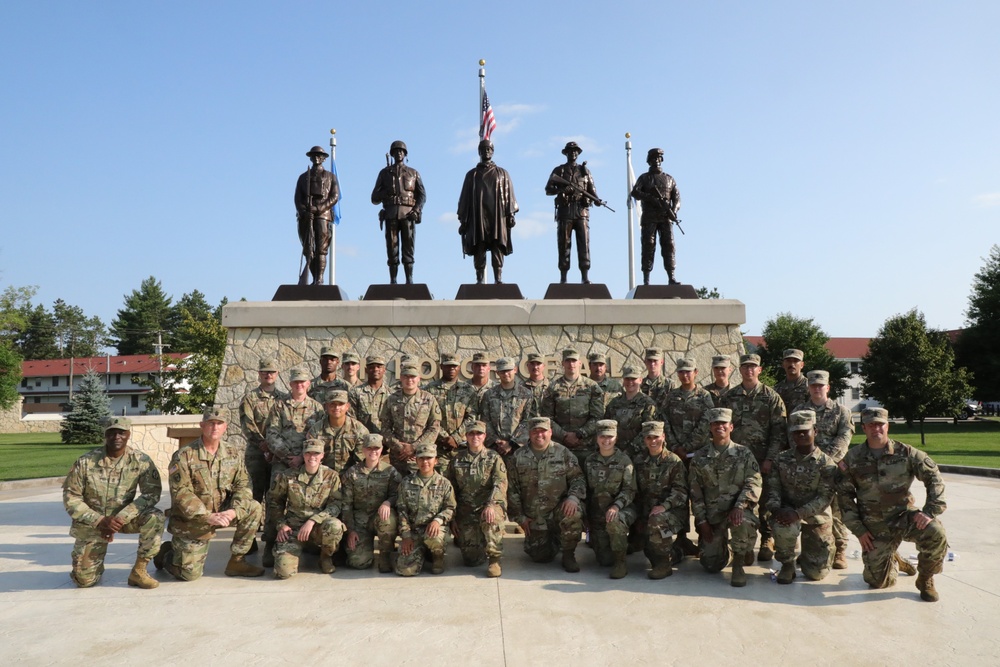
[521,352,551,411]
[305,389,368,475]
[349,355,391,433]
[341,351,363,388]
[689,408,762,587]
[424,352,480,474]
[447,421,508,577]
[481,357,536,459]
[838,408,948,602]
[641,348,671,404]
[540,348,604,466]
[468,351,495,400]
[704,354,733,407]
[588,351,623,410]
[793,370,856,569]
[774,348,809,417]
[380,362,443,476]
[766,411,838,584]
[341,435,401,572]
[721,353,786,561]
[63,417,163,589]
[584,420,638,579]
[508,417,587,572]
[604,365,657,460]
[395,443,457,576]
[632,421,688,579]
[156,407,264,581]
[268,440,346,578]
[239,358,289,513]
[309,346,350,406]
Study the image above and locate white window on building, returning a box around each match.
[852,387,861,400]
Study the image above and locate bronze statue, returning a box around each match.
[370,140,426,284]
[630,148,681,285]
[294,146,340,286]
[457,139,517,284]
[545,141,601,284]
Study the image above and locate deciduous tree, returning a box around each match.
[955,245,1000,402]
[757,313,849,398]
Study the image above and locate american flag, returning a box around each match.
[480,89,497,141]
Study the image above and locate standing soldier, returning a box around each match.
[540,348,605,466]
[545,141,601,284]
[774,348,809,416]
[521,352,551,410]
[458,139,517,284]
[838,408,948,602]
[481,357,536,460]
[294,145,340,286]
[604,365,657,460]
[424,352,480,474]
[380,362,442,476]
[341,352,363,388]
[447,421,508,577]
[268,440,346,579]
[704,354,733,407]
[395,444,457,576]
[62,417,163,589]
[305,390,369,475]
[583,420,638,579]
[349,355,391,434]
[641,348,671,405]
[371,140,426,284]
[309,346,349,406]
[468,352,495,400]
[588,351,622,409]
[629,147,681,285]
[341,435,402,573]
[632,421,688,579]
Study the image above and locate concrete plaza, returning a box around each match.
[2,471,998,666]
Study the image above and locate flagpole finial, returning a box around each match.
[479,59,486,66]
[330,129,336,135]
[625,132,630,139]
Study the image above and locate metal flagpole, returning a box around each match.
[625,133,636,290]
[328,128,336,285]
[479,59,486,138]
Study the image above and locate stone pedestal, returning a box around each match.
[630,284,699,299]
[455,284,524,300]
[362,284,434,301]
[543,283,612,299]
[272,285,348,301]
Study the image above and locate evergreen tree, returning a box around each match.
[15,304,59,360]
[52,299,106,358]
[757,313,850,399]
[60,369,112,444]
[0,341,22,410]
[110,276,176,355]
[172,290,215,352]
[955,244,1000,402]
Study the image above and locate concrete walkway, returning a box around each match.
[2,472,998,666]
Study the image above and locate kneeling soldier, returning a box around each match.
[632,421,688,579]
[341,434,402,572]
[395,443,457,576]
[584,419,638,579]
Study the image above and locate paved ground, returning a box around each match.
[2,472,998,666]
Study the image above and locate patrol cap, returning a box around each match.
[306,145,329,158]
[342,352,360,365]
[303,439,325,455]
[707,407,733,423]
[365,355,386,366]
[562,348,581,361]
[399,363,420,377]
[675,358,696,371]
[642,421,665,437]
[783,349,804,361]
[621,365,642,379]
[415,443,437,458]
[562,141,583,155]
[711,355,732,368]
[788,410,817,432]
[528,416,551,430]
[399,354,417,364]
[362,434,384,449]
[390,139,408,155]
[526,352,545,363]
[644,348,663,361]
[739,354,761,367]
[289,368,311,382]
[862,408,889,425]
[320,346,340,359]
[646,147,664,160]
[104,416,132,433]
[471,352,490,364]
[466,420,487,434]
[258,358,279,372]
[496,357,516,372]
[324,390,349,404]
[587,351,607,364]
[439,352,460,366]
[807,370,830,386]
[203,405,230,422]
[595,419,618,436]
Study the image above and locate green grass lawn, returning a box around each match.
[850,419,1000,468]
[0,433,100,481]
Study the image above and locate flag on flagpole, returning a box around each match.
[480,89,497,141]
[330,156,342,226]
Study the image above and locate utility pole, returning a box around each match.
[152,330,168,415]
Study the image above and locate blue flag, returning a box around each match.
[330,156,342,225]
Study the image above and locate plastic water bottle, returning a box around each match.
[850,549,861,559]
[769,569,778,582]
[947,551,959,562]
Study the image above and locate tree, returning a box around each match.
[0,341,22,410]
[15,304,59,360]
[862,309,973,444]
[52,299,106,358]
[0,284,38,343]
[60,369,112,444]
[110,277,176,356]
[955,244,1000,402]
[172,290,215,352]
[696,286,721,299]
[757,313,850,399]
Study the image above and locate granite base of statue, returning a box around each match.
[543,283,612,299]
[455,284,524,300]
[273,285,349,301]
[629,284,699,300]
[363,284,434,301]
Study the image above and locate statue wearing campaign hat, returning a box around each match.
[545,141,602,284]
[294,145,340,286]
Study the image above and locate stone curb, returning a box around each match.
[0,476,64,491]
[939,464,1000,478]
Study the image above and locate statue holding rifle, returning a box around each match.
[371,140,426,285]
[294,145,340,286]
[630,147,682,286]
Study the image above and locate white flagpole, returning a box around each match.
[328,128,336,285]
[625,133,637,290]
[479,59,486,139]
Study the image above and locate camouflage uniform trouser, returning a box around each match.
[830,494,848,549]
[70,509,164,588]
[523,507,584,563]
[454,503,506,565]
[262,462,290,542]
[699,509,759,573]
[274,518,346,579]
[244,446,271,504]
[640,509,686,564]
[771,517,834,581]
[861,511,947,589]
[346,510,398,570]
[168,499,262,581]
[395,528,446,577]
[587,505,637,566]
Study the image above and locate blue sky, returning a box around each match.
[1,2,997,346]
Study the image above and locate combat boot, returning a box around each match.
[247,538,259,555]
[319,549,336,574]
[833,544,848,569]
[378,550,393,574]
[648,557,673,580]
[643,271,651,286]
[560,270,568,284]
[486,557,502,578]
[152,540,171,570]
[475,268,485,285]
[731,557,747,587]
[404,264,414,285]
[225,554,265,577]
[262,541,275,568]
[430,552,445,575]
[127,557,159,589]
[916,573,939,602]
[776,560,796,585]
[677,533,700,557]
[581,269,590,284]
[896,552,917,576]
[562,549,580,573]
[610,553,628,579]
[389,266,398,285]
[493,267,503,284]
[758,538,775,562]
[743,550,755,566]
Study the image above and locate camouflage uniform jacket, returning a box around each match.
[480,382,536,448]
[641,374,671,404]
[63,446,162,538]
[689,442,762,526]
[308,375,351,406]
[397,472,456,538]
[379,388,443,457]
[584,449,637,515]
[424,378,480,455]
[765,447,837,524]
[349,382,392,433]
[633,448,688,516]
[792,399,854,462]
[721,382,787,462]
[167,438,253,536]
[775,375,809,415]
[659,386,715,456]
[595,377,624,409]
[603,391,657,456]
[239,386,289,453]
[340,460,402,532]
[508,442,587,525]
[447,448,508,512]
[703,380,730,407]
[269,463,343,531]
[540,375,604,443]
[267,396,324,464]
[521,377,550,412]
[304,414,369,474]
[470,380,495,403]
[837,440,947,536]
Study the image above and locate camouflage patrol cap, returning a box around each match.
[807,370,830,386]
[739,354,761,366]
[783,349,804,361]
[258,358,279,372]
[528,416,551,430]
[306,145,329,158]
[621,365,642,379]
[390,140,408,155]
[362,434,384,449]
[466,420,487,434]
[399,363,420,377]
[439,352,460,366]
[562,141,583,156]
[495,357,516,372]
[788,410,817,432]
[320,346,340,359]
[289,368,311,382]
[365,355,386,366]
[324,389,349,404]
[675,358,696,371]
[342,352,360,365]
[471,352,490,364]
[104,416,132,433]
[303,439,325,455]
[862,408,889,425]
[711,355,732,368]
[596,419,618,436]
[562,348,581,361]
[642,421,665,437]
[587,351,607,364]
[202,405,230,422]
[644,348,663,361]
[706,407,733,423]
[415,443,437,458]
[526,352,545,364]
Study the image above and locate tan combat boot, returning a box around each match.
[776,560,796,585]
[430,552,445,575]
[378,550,393,573]
[610,553,628,579]
[896,552,917,576]
[127,557,159,589]
[225,554,265,577]
[562,549,580,573]
[916,573,939,602]
[731,556,747,587]
[833,544,848,570]
[486,557,502,578]
[319,549,336,574]
[648,556,673,580]
[757,538,774,562]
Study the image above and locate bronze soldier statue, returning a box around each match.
[630,148,681,285]
[294,146,340,286]
[458,139,517,284]
[545,141,600,284]
[371,140,426,284]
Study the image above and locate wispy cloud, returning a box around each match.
[338,244,360,257]
[512,211,552,240]
[973,192,1000,208]
[449,102,546,154]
